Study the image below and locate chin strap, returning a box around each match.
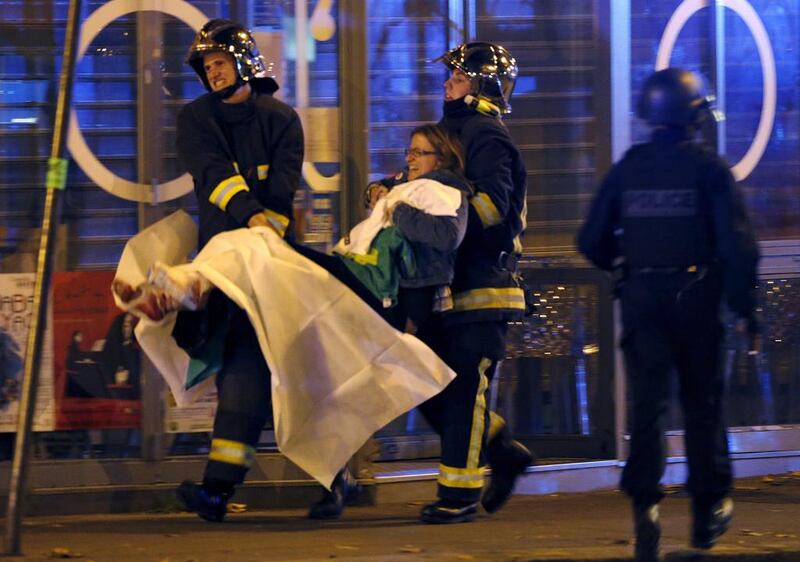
[464,95,501,118]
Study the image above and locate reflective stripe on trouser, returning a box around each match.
[209,438,255,468]
[435,357,491,497]
[415,319,508,502]
[204,307,272,486]
[419,354,493,503]
[487,410,507,442]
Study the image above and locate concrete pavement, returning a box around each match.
[5,474,800,561]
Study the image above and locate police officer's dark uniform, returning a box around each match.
[578,68,759,561]
[413,43,533,523]
[174,19,304,522]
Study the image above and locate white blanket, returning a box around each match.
[113,211,455,488]
[334,177,462,256]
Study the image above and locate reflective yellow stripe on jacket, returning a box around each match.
[452,287,525,312]
[209,174,249,211]
[470,192,502,227]
[262,208,290,237]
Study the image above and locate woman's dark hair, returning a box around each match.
[410,124,467,181]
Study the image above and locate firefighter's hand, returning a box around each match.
[247,211,279,235]
[112,279,140,303]
[367,183,389,209]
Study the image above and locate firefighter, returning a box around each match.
[173,18,304,522]
[414,42,533,523]
[578,68,759,561]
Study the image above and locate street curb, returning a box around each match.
[508,553,800,562]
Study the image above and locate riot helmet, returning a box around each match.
[436,42,518,114]
[636,68,717,129]
[186,19,277,96]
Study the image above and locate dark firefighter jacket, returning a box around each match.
[176,91,304,249]
[438,99,528,324]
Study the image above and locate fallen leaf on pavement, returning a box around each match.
[48,547,83,559]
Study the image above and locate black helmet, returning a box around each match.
[436,42,518,114]
[636,68,716,128]
[186,19,277,95]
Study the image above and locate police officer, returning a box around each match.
[411,42,533,523]
[174,19,304,522]
[578,68,759,561]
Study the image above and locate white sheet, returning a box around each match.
[113,211,455,488]
[334,177,462,256]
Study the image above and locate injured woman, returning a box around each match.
[112,124,472,498]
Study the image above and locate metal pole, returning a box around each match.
[4,0,81,554]
[295,0,309,109]
[136,10,167,461]
[338,0,368,232]
[709,0,727,155]
[447,0,475,46]
[594,0,630,461]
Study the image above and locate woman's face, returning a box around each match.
[444,69,472,101]
[405,133,440,181]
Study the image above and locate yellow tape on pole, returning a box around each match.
[45,157,69,190]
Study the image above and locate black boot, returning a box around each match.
[481,437,534,513]
[633,503,661,562]
[420,499,478,524]
[176,479,232,523]
[692,497,733,549]
[308,467,361,520]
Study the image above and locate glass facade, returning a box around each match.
[629,0,800,433]
[0,1,798,466]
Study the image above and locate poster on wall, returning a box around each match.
[0,273,55,432]
[163,378,217,433]
[52,271,141,429]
